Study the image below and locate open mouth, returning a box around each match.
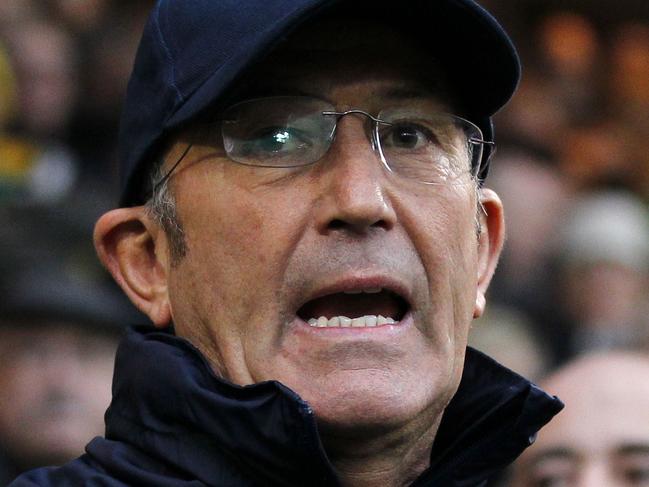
[296,288,409,328]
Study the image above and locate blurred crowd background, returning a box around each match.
[0,0,648,484]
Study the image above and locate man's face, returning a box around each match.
[509,355,649,487]
[159,21,496,434]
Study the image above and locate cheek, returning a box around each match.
[409,189,478,299]
[184,191,301,285]
[0,362,45,426]
[179,163,308,264]
[176,198,267,323]
[171,170,311,336]
[400,188,478,369]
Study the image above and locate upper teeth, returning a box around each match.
[307,315,397,328]
[343,287,383,295]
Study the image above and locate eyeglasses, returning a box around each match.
[153,96,493,192]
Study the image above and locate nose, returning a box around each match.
[314,115,397,235]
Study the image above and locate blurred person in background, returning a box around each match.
[0,1,152,208]
[0,207,140,485]
[66,7,151,192]
[609,23,649,124]
[0,40,21,201]
[553,190,649,356]
[608,22,649,199]
[3,19,77,141]
[0,19,79,205]
[508,351,649,487]
[0,290,121,484]
[0,42,16,132]
[470,304,551,381]
[486,149,573,364]
[488,1,649,367]
[48,0,110,36]
[493,10,603,155]
[0,0,41,30]
[555,119,634,191]
[536,11,602,124]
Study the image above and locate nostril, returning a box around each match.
[326,217,390,233]
[372,219,391,231]
[328,219,346,230]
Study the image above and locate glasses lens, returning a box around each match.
[221,96,335,167]
[376,108,483,185]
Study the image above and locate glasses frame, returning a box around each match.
[320,108,492,185]
[152,97,495,193]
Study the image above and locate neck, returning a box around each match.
[320,415,442,487]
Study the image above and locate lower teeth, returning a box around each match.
[307,315,396,328]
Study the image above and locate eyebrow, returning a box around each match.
[617,443,649,456]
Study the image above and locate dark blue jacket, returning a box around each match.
[11,327,562,486]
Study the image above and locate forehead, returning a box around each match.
[230,17,453,109]
[525,357,649,458]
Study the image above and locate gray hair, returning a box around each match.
[144,163,188,264]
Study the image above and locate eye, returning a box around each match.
[223,123,318,166]
[527,460,575,487]
[528,474,572,487]
[380,122,436,151]
[621,464,649,486]
[247,126,312,156]
[625,468,649,485]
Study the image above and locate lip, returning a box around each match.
[294,273,414,314]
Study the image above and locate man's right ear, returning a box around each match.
[94,207,172,328]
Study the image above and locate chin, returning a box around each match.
[297,369,445,434]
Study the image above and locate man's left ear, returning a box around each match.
[474,188,505,319]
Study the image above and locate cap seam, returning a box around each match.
[154,0,184,105]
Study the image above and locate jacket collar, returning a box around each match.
[105,327,562,486]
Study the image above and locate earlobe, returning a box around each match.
[473,189,505,319]
[94,207,172,327]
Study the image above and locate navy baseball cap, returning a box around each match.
[118,0,520,206]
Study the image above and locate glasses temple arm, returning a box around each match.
[151,143,193,194]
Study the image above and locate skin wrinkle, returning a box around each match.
[324,397,444,487]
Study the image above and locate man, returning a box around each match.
[508,352,649,487]
[554,190,649,355]
[10,1,563,486]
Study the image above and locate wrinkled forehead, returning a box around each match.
[229,17,454,111]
